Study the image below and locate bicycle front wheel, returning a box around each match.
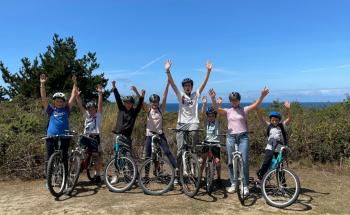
[104,156,137,192]
[205,162,214,194]
[180,153,200,197]
[139,157,175,195]
[235,158,248,204]
[66,152,81,196]
[47,152,66,197]
[261,167,301,208]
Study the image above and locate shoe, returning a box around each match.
[110,176,118,184]
[243,186,250,196]
[94,175,102,184]
[227,184,236,193]
[216,179,223,188]
[255,179,261,189]
[174,178,179,185]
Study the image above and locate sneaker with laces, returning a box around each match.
[110,176,118,184]
[243,186,250,196]
[227,184,236,193]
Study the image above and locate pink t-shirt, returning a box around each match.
[225,107,249,134]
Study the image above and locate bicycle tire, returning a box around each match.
[235,157,248,204]
[180,153,200,198]
[205,162,214,194]
[261,167,300,208]
[66,153,81,195]
[139,157,175,195]
[47,152,66,197]
[104,156,137,192]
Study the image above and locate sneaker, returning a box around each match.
[174,178,179,185]
[94,175,102,184]
[110,176,118,184]
[227,185,236,193]
[216,179,223,188]
[243,186,250,196]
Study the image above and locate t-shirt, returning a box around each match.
[83,111,102,135]
[146,108,163,136]
[205,120,219,142]
[265,122,287,143]
[224,107,249,134]
[46,104,70,136]
[176,89,200,124]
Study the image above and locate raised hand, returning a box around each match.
[208,88,216,98]
[40,74,47,84]
[284,101,291,109]
[206,60,213,72]
[72,75,77,85]
[165,59,172,72]
[202,96,208,104]
[261,86,269,97]
[75,87,81,97]
[217,96,223,106]
[131,86,137,92]
[141,89,146,97]
[96,84,103,93]
[112,80,116,89]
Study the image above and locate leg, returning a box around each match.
[257,149,274,180]
[61,138,70,174]
[238,134,249,187]
[45,138,56,176]
[226,135,235,186]
[159,134,177,168]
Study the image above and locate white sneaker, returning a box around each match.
[174,178,179,185]
[110,176,118,184]
[227,185,236,193]
[243,186,250,196]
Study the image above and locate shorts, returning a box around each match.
[79,134,101,153]
[202,145,221,159]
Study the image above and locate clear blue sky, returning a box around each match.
[1,0,350,102]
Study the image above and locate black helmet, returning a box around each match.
[149,94,160,103]
[206,107,217,116]
[229,91,241,101]
[86,101,97,109]
[122,96,135,104]
[182,78,194,87]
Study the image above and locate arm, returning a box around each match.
[245,86,269,112]
[256,107,268,127]
[161,81,170,113]
[208,88,227,116]
[200,96,207,115]
[96,84,103,113]
[135,89,146,113]
[283,101,292,126]
[40,74,48,110]
[165,59,181,97]
[68,75,77,110]
[75,87,86,113]
[131,85,148,112]
[112,80,125,110]
[198,60,212,94]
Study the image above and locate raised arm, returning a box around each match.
[283,101,292,126]
[161,80,170,113]
[68,75,77,110]
[40,74,48,110]
[201,96,208,115]
[135,89,146,113]
[132,85,148,112]
[96,84,103,113]
[198,60,213,94]
[75,87,86,114]
[256,107,268,127]
[245,87,269,112]
[165,59,180,97]
[208,88,227,116]
[112,80,125,110]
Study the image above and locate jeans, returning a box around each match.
[226,132,249,186]
[144,134,177,168]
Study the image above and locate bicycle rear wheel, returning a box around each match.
[47,152,66,197]
[180,153,200,197]
[104,156,137,192]
[66,153,81,195]
[139,157,175,195]
[261,167,300,208]
[205,162,214,194]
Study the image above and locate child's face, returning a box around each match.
[54,98,65,108]
[270,117,280,126]
[231,99,240,108]
[207,113,216,122]
[88,107,97,116]
[124,102,133,111]
[151,101,159,109]
[183,83,193,95]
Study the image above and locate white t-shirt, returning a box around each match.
[146,108,163,136]
[176,89,200,124]
[266,122,287,143]
[83,111,102,134]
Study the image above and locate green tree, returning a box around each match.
[0,86,8,101]
[0,34,110,102]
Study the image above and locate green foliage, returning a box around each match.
[0,86,8,101]
[0,34,110,103]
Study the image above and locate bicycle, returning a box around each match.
[138,131,175,195]
[260,145,300,208]
[65,132,100,195]
[104,133,137,192]
[169,128,201,198]
[43,132,73,197]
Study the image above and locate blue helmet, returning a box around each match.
[206,107,217,116]
[269,111,282,120]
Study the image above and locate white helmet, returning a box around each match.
[52,92,66,101]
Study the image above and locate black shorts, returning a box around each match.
[79,135,101,153]
[202,146,221,159]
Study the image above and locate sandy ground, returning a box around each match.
[1,166,349,214]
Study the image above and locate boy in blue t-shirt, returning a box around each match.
[40,74,77,175]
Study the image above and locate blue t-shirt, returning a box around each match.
[46,104,70,136]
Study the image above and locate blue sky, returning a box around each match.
[1,0,350,102]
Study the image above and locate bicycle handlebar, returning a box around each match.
[168,128,204,132]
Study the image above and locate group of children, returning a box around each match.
[40,60,292,195]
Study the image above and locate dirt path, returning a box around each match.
[1,167,349,214]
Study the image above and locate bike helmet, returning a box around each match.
[206,107,217,116]
[52,92,66,101]
[269,111,282,120]
[149,94,160,103]
[86,101,97,109]
[181,78,194,87]
[228,91,241,101]
[122,96,135,104]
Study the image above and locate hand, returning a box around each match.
[96,84,103,93]
[72,75,77,85]
[208,88,216,98]
[141,89,146,97]
[40,74,47,84]
[217,96,223,106]
[131,86,137,92]
[261,86,269,97]
[284,101,291,109]
[165,59,172,72]
[206,60,213,72]
[75,87,81,97]
[112,80,116,89]
[202,96,208,104]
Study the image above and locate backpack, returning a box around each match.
[266,123,288,145]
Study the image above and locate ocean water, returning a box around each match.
[164,102,339,112]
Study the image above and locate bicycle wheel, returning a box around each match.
[47,152,66,197]
[235,158,248,204]
[261,167,300,208]
[139,157,175,195]
[205,162,214,194]
[104,156,137,192]
[180,153,200,197]
[66,153,81,195]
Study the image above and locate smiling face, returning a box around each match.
[207,113,216,123]
[230,99,240,108]
[124,102,133,111]
[270,117,280,126]
[151,101,159,109]
[87,106,97,116]
[53,98,65,108]
[183,83,193,95]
